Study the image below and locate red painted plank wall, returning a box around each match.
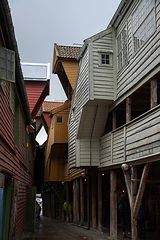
[0,80,34,240]
[25,81,48,113]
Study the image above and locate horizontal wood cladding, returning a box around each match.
[100,105,160,167]
[92,30,115,100]
[117,29,160,99]
[116,0,160,100]
[25,81,47,112]
[68,48,89,169]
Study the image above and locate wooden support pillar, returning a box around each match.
[110,170,117,239]
[80,177,84,226]
[76,179,79,224]
[92,174,96,229]
[112,109,116,130]
[131,166,137,240]
[48,191,51,217]
[126,97,132,123]
[51,191,55,218]
[62,184,65,221]
[150,77,157,108]
[87,176,90,229]
[66,182,69,223]
[98,171,102,232]
[73,180,76,224]
[59,183,62,220]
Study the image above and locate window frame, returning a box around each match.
[99,52,113,67]
[56,116,63,124]
[117,25,128,71]
[0,45,15,83]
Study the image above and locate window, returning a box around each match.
[57,116,62,123]
[99,52,112,67]
[117,26,128,71]
[132,0,155,53]
[101,54,109,65]
[0,46,15,83]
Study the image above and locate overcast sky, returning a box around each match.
[8,0,121,144]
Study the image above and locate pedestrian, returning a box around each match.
[118,193,131,238]
[137,203,146,240]
[35,201,41,221]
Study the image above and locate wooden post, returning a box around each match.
[98,171,102,232]
[87,176,90,229]
[76,179,80,223]
[62,184,65,221]
[73,180,76,224]
[131,166,137,240]
[110,170,117,239]
[126,97,131,123]
[59,183,62,220]
[80,177,84,226]
[112,109,116,130]
[150,77,157,108]
[66,182,69,223]
[92,174,96,229]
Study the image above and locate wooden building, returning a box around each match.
[68,0,160,239]
[0,0,36,239]
[43,45,84,221]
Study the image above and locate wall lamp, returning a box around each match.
[121,163,129,171]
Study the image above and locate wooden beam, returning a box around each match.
[87,177,90,229]
[110,170,117,239]
[112,109,116,130]
[133,163,151,219]
[131,166,137,240]
[66,182,69,223]
[126,97,132,123]
[150,77,157,108]
[76,179,80,223]
[92,174,96,229]
[98,171,102,232]
[59,183,62,220]
[80,177,84,226]
[73,180,76,224]
[123,171,131,207]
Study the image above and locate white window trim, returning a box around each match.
[98,51,113,67]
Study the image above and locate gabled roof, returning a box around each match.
[42,101,64,113]
[50,101,71,117]
[55,44,81,59]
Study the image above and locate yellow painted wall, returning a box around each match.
[61,59,79,90]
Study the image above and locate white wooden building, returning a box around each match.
[68,0,160,239]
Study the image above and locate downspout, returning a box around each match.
[90,105,98,167]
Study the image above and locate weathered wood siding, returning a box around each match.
[92,29,115,100]
[100,105,160,167]
[68,47,89,169]
[116,0,160,99]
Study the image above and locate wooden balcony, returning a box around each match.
[100,105,160,168]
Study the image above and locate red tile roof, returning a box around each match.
[56,45,81,59]
[42,101,64,112]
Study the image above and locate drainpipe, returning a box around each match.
[90,105,98,167]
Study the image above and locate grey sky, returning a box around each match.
[8,0,121,143]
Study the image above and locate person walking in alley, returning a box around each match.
[118,193,131,238]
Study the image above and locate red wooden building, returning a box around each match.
[0,0,35,239]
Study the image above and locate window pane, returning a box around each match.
[1,58,7,69]
[57,116,62,123]
[1,68,7,79]
[8,71,13,81]
[8,51,14,61]
[0,47,7,59]
[8,61,14,71]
